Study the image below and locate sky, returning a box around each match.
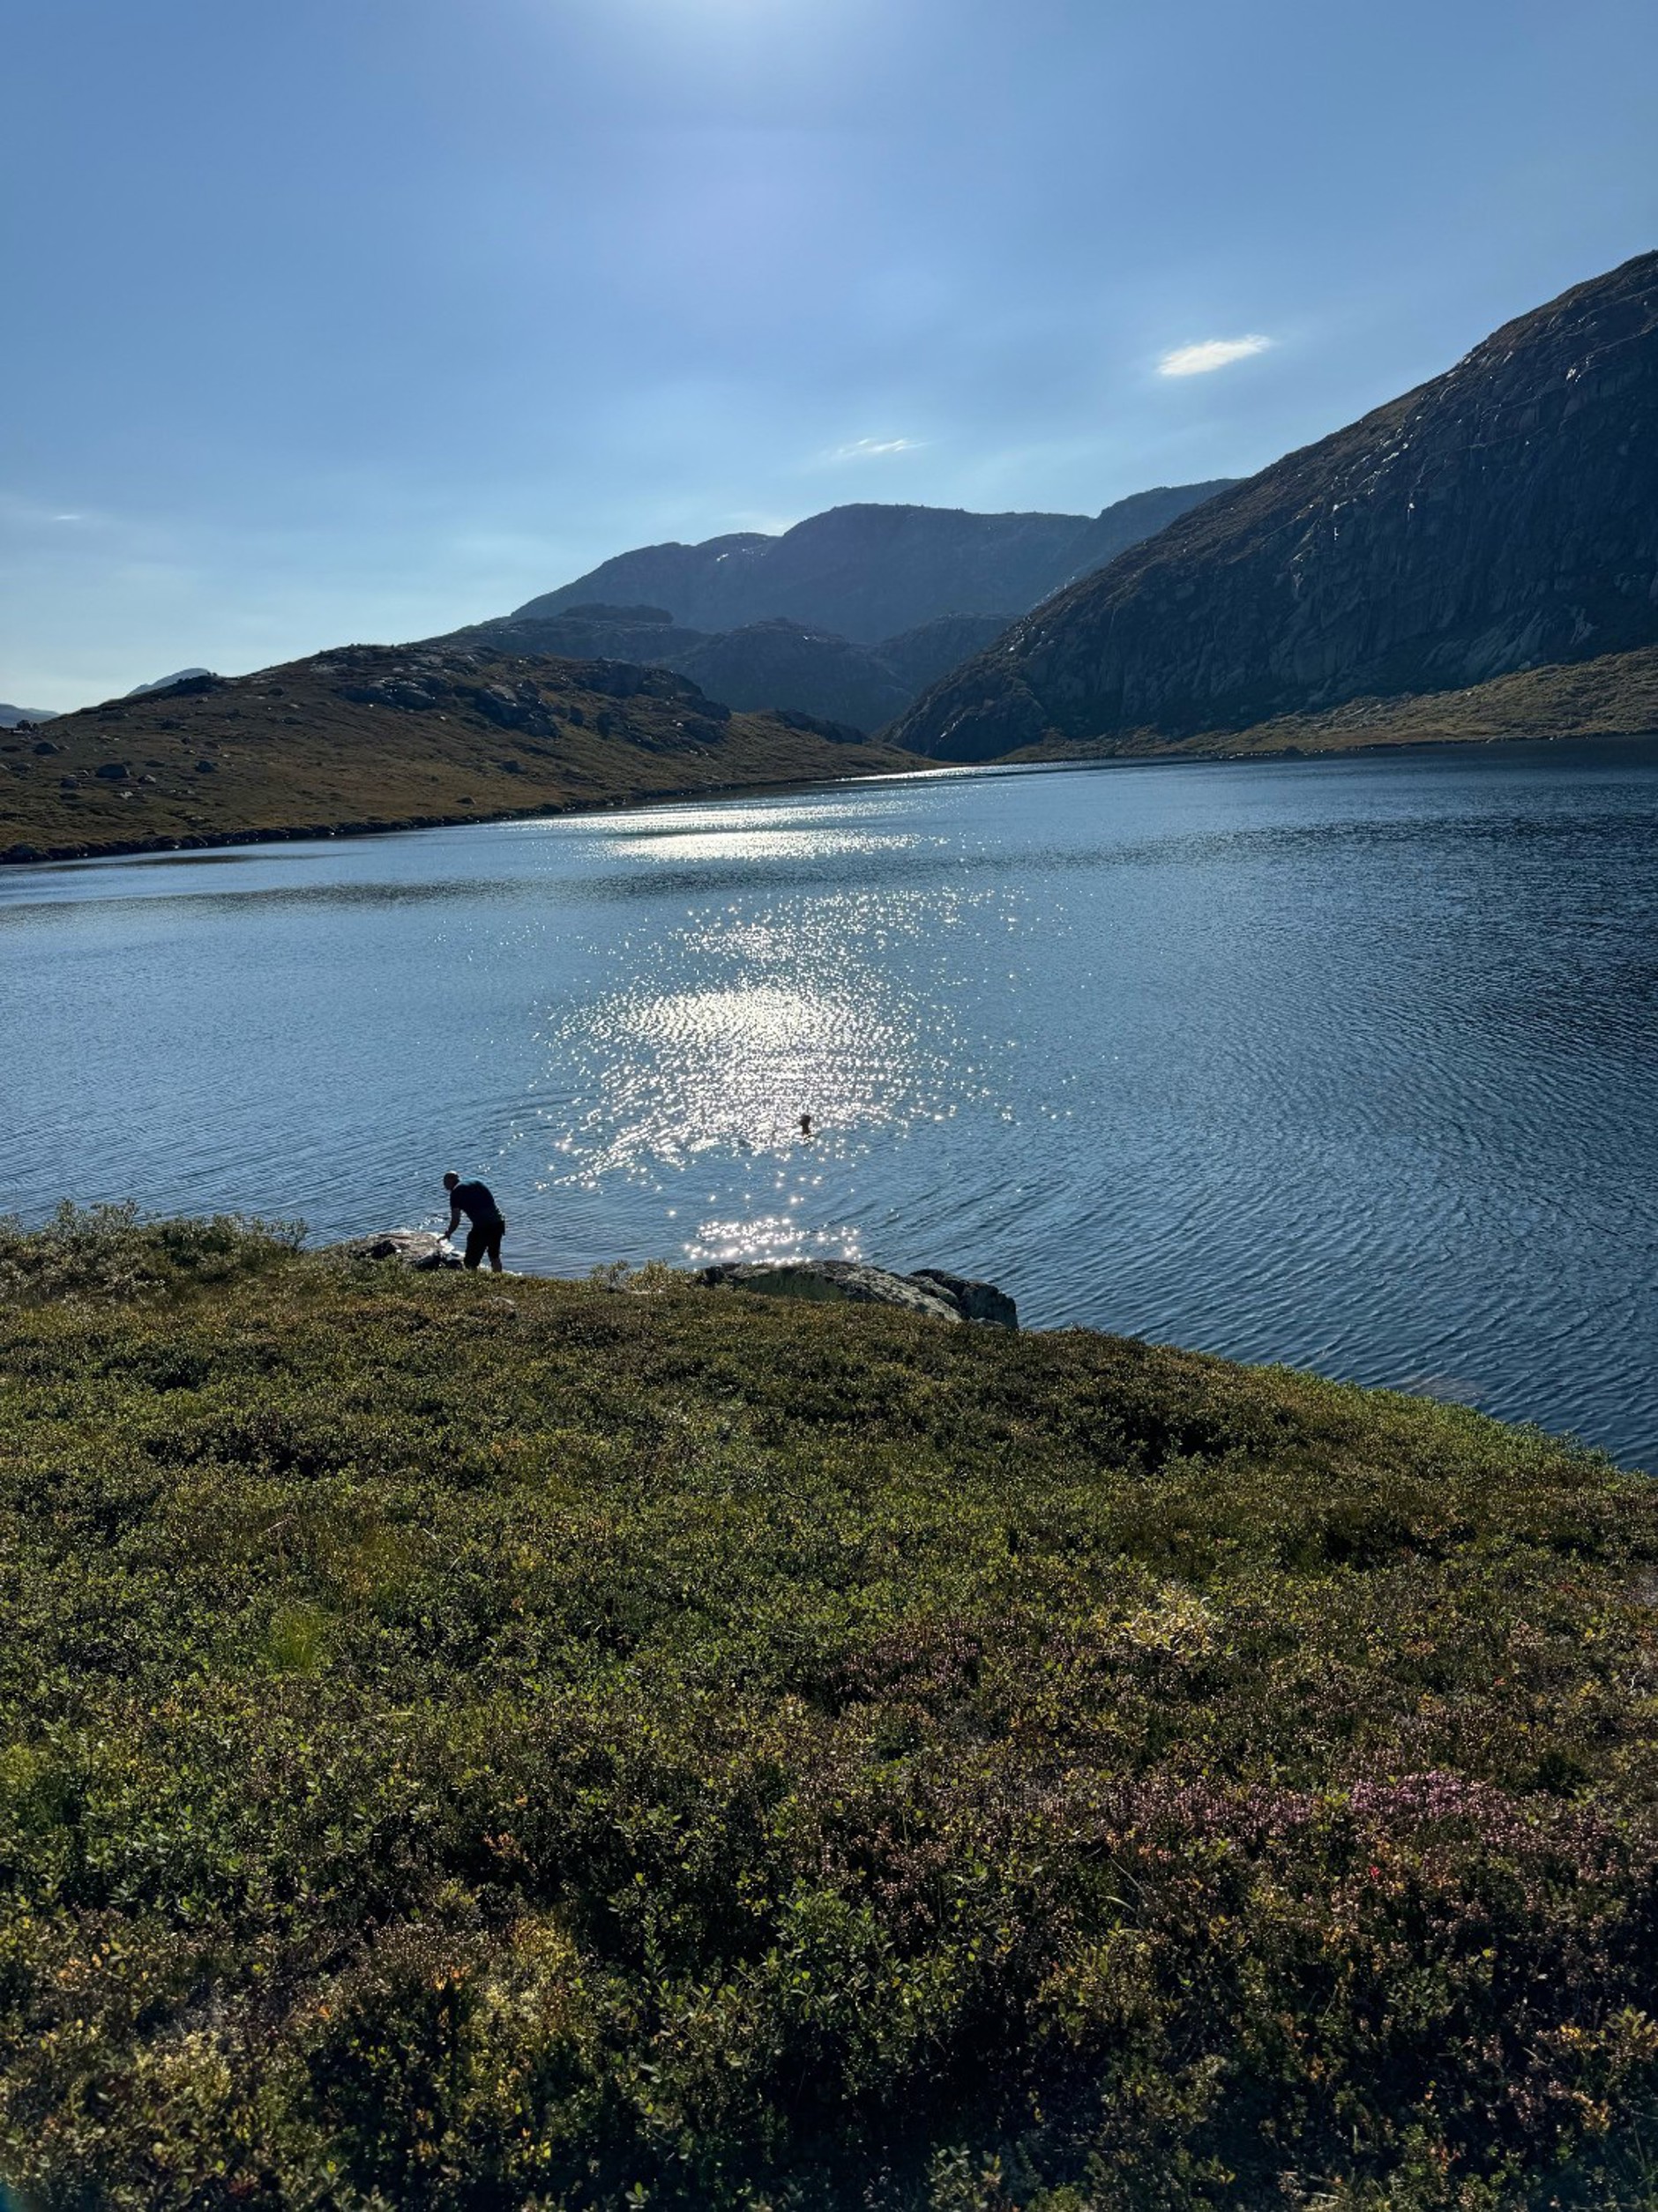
[4,0,1656,710]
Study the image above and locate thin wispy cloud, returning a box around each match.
[829,436,921,461]
[1157,334,1273,378]
[0,492,99,530]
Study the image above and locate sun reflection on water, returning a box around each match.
[595,826,924,870]
[564,974,916,1176]
[521,870,1000,1262]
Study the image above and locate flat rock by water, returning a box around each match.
[334,1230,461,1270]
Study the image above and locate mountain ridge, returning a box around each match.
[508,482,1236,645]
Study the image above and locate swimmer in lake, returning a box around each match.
[798,1114,813,1138]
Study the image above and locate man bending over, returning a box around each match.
[443,1170,506,1272]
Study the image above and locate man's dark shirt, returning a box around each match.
[450,1180,504,1227]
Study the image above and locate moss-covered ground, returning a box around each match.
[4,1213,1658,2208]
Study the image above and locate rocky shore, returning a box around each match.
[335,1230,1019,1327]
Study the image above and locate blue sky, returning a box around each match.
[4,0,1655,708]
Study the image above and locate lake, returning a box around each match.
[3,740,1654,1467]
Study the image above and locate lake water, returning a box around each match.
[3,741,1654,1467]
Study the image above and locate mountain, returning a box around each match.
[127,667,216,697]
[506,484,1236,645]
[444,602,1014,732]
[892,254,1658,761]
[0,644,910,865]
[0,705,57,729]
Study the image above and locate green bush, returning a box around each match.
[1,1231,1655,2207]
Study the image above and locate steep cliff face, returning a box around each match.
[892,254,1658,761]
[508,484,1234,644]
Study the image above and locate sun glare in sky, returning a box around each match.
[4,0,1654,704]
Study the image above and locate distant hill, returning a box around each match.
[504,484,1236,646]
[0,644,911,864]
[444,603,1014,732]
[127,667,216,698]
[0,704,57,729]
[892,252,1658,761]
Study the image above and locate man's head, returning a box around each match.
[443,1171,459,1191]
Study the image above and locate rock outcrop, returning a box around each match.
[334,1230,461,1270]
[697,1258,1016,1327]
[908,1267,1019,1329]
[892,252,1658,760]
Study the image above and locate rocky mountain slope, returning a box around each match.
[0,646,910,864]
[892,252,1658,761]
[506,483,1235,644]
[444,602,1012,731]
[0,704,56,729]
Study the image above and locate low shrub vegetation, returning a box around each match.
[2,1218,1656,2207]
[0,1201,303,1305]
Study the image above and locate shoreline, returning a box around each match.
[6,726,1655,871]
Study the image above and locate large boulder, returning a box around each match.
[696,1259,963,1323]
[334,1230,461,1271]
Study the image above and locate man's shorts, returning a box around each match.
[464,1220,504,1270]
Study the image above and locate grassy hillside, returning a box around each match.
[0,647,911,865]
[1012,644,1658,765]
[4,1211,1658,2208]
